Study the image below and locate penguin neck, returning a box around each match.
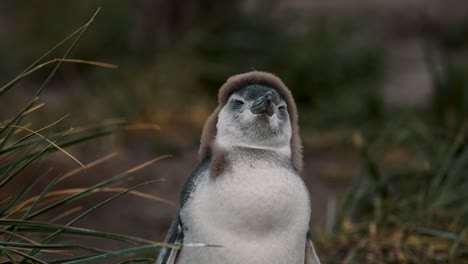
[208,139,293,178]
[213,138,292,157]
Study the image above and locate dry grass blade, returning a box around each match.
[1,229,41,245]
[7,188,174,218]
[0,246,47,264]
[48,206,84,224]
[32,7,101,98]
[4,153,117,218]
[64,120,161,136]
[2,125,84,168]
[0,8,102,97]
[68,118,127,134]
[0,231,77,257]
[7,114,71,148]
[124,124,161,131]
[91,187,175,207]
[13,122,32,134]
[0,97,39,146]
[126,155,171,174]
[57,152,119,183]
[450,227,468,262]
[343,239,368,264]
[22,102,45,116]
[20,58,118,78]
[0,197,12,207]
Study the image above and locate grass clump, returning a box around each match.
[322,120,468,263]
[0,9,169,263]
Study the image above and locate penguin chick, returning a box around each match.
[156,71,321,264]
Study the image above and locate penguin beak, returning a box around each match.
[250,91,275,117]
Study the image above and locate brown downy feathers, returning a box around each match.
[199,71,303,175]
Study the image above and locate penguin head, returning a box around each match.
[215,84,292,151]
[200,71,303,173]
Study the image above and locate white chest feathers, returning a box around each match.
[177,153,311,264]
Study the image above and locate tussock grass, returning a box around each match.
[322,120,468,263]
[0,8,171,263]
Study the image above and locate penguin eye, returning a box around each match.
[233,99,245,105]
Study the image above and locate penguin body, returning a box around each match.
[177,147,310,263]
[156,72,321,264]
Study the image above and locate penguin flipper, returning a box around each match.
[156,159,210,264]
[155,216,183,264]
[305,232,321,264]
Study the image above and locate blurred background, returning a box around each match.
[1,0,467,263]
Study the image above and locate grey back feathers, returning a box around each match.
[199,71,303,173]
[180,159,209,207]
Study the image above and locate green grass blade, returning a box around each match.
[0,137,42,184]
[0,220,163,245]
[0,132,68,191]
[1,168,52,221]
[0,247,18,263]
[0,22,91,97]
[428,125,467,204]
[0,97,38,143]
[0,241,106,253]
[0,8,101,97]
[66,180,163,226]
[415,227,463,241]
[334,173,365,230]
[0,120,126,155]
[449,227,468,262]
[119,259,155,264]
[25,156,168,220]
[4,114,71,154]
[22,173,61,220]
[0,246,47,264]
[49,245,162,264]
[26,180,162,258]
